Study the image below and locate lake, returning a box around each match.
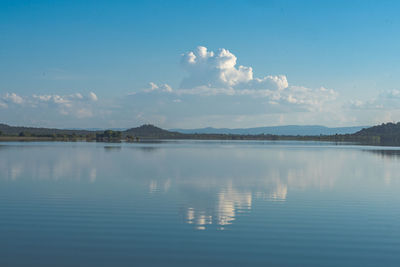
[1,141,400,266]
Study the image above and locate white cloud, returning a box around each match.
[5,46,385,128]
[137,47,336,112]
[144,82,173,93]
[2,93,24,104]
[88,92,98,102]
[32,92,97,106]
[341,89,400,125]
[163,84,173,92]
[144,46,336,112]
[0,92,99,118]
[175,86,236,96]
[32,92,97,117]
[122,45,342,127]
[246,75,289,91]
[347,89,400,110]
[347,99,381,110]
[180,46,253,88]
[383,89,400,99]
[180,46,291,93]
[149,82,159,90]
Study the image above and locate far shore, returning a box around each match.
[0,135,375,146]
[0,136,87,142]
[0,122,398,146]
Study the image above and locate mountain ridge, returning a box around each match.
[0,123,369,137]
[170,125,369,136]
[1,122,400,145]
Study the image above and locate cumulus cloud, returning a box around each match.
[0,46,349,128]
[144,82,173,93]
[33,93,86,107]
[2,93,24,105]
[241,75,289,91]
[180,46,253,88]
[180,46,291,92]
[32,92,99,117]
[138,46,337,112]
[32,92,97,104]
[0,92,99,118]
[88,92,98,102]
[0,92,25,108]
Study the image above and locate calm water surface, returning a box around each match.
[1,141,400,266]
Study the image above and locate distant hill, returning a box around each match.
[0,123,369,138]
[124,124,184,138]
[65,127,127,131]
[170,125,368,136]
[354,122,400,145]
[0,123,95,136]
[0,123,182,139]
[355,122,400,136]
[3,122,400,145]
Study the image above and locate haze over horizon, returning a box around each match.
[1,0,400,129]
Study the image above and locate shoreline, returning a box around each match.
[0,135,383,146]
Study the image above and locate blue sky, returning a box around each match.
[1,0,400,128]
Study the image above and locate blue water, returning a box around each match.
[1,141,400,266]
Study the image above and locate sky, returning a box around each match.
[1,0,400,129]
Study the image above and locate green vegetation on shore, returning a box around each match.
[1,122,400,146]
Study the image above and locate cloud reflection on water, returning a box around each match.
[0,145,98,182]
[179,180,287,230]
[184,184,253,230]
[1,142,400,231]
